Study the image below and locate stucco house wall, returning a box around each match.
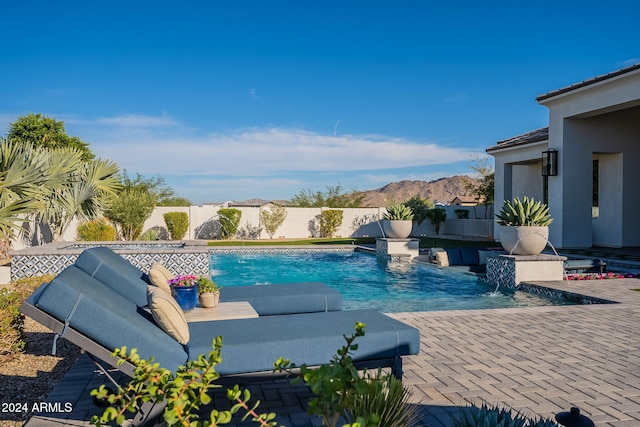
[490,64,640,249]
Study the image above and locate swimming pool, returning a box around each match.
[209,250,573,312]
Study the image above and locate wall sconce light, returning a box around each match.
[542,148,558,176]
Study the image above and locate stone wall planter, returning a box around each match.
[500,226,549,255]
[382,220,412,239]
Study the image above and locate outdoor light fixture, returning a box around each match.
[542,148,558,176]
[555,407,594,427]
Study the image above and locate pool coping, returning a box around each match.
[10,242,617,308]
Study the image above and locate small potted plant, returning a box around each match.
[168,274,198,311]
[197,276,221,308]
[382,203,414,238]
[496,196,553,255]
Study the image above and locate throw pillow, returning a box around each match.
[147,286,190,345]
[149,262,173,294]
[435,251,449,267]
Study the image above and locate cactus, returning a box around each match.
[496,196,553,227]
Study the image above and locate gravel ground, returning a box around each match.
[0,317,80,427]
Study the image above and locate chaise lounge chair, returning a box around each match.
[21,247,420,377]
[20,247,420,426]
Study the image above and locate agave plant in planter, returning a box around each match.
[382,203,414,238]
[496,196,553,255]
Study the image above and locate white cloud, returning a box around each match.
[88,123,479,177]
[620,58,640,68]
[96,113,180,128]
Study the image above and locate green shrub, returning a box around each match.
[320,209,343,238]
[404,196,433,225]
[425,208,447,235]
[0,276,54,361]
[138,228,160,241]
[76,219,117,241]
[217,208,242,239]
[275,323,419,427]
[163,212,189,240]
[90,338,277,427]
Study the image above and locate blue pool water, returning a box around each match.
[209,250,570,312]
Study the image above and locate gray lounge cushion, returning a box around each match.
[35,266,187,370]
[220,282,343,315]
[460,247,480,266]
[186,309,419,375]
[74,246,149,307]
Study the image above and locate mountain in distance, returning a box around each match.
[357,175,478,207]
[233,175,479,207]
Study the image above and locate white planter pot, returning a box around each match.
[382,220,413,239]
[198,291,220,308]
[500,226,549,255]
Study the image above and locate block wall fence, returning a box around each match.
[12,204,494,250]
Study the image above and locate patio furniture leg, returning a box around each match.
[392,356,403,380]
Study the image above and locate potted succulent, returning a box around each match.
[168,274,198,311]
[382,203,414,238]
[197,276,221,308]
[496,196,553,255]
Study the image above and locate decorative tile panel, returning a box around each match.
[486,256,516,289]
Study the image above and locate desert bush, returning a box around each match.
[259,205,287,239]
[76,218,117,241]
[163,212,189,240]
[425,208,447,235]
[217,208,242,239]
[320,209,343,238]
[0,276,54,361]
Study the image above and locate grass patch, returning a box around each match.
[208,236,496,248]
[208,237,375,246]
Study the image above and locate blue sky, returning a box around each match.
[2,1,639,204]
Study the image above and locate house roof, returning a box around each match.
[229,198,273,207]
[486,126,549,153]
[536,63,640,102]
[451,196,477,204]
[229,198,290,207]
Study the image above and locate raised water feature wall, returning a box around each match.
[486,253,567,288]
[10,241,211,280]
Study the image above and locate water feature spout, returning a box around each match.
[375,218,386,238]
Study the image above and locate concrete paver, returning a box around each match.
[24,278,640,426]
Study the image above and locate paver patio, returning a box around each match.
[25,277,640,426]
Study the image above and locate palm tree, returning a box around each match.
[0,138,121,259]
[0,140,52,239]
[37,154,120,241]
